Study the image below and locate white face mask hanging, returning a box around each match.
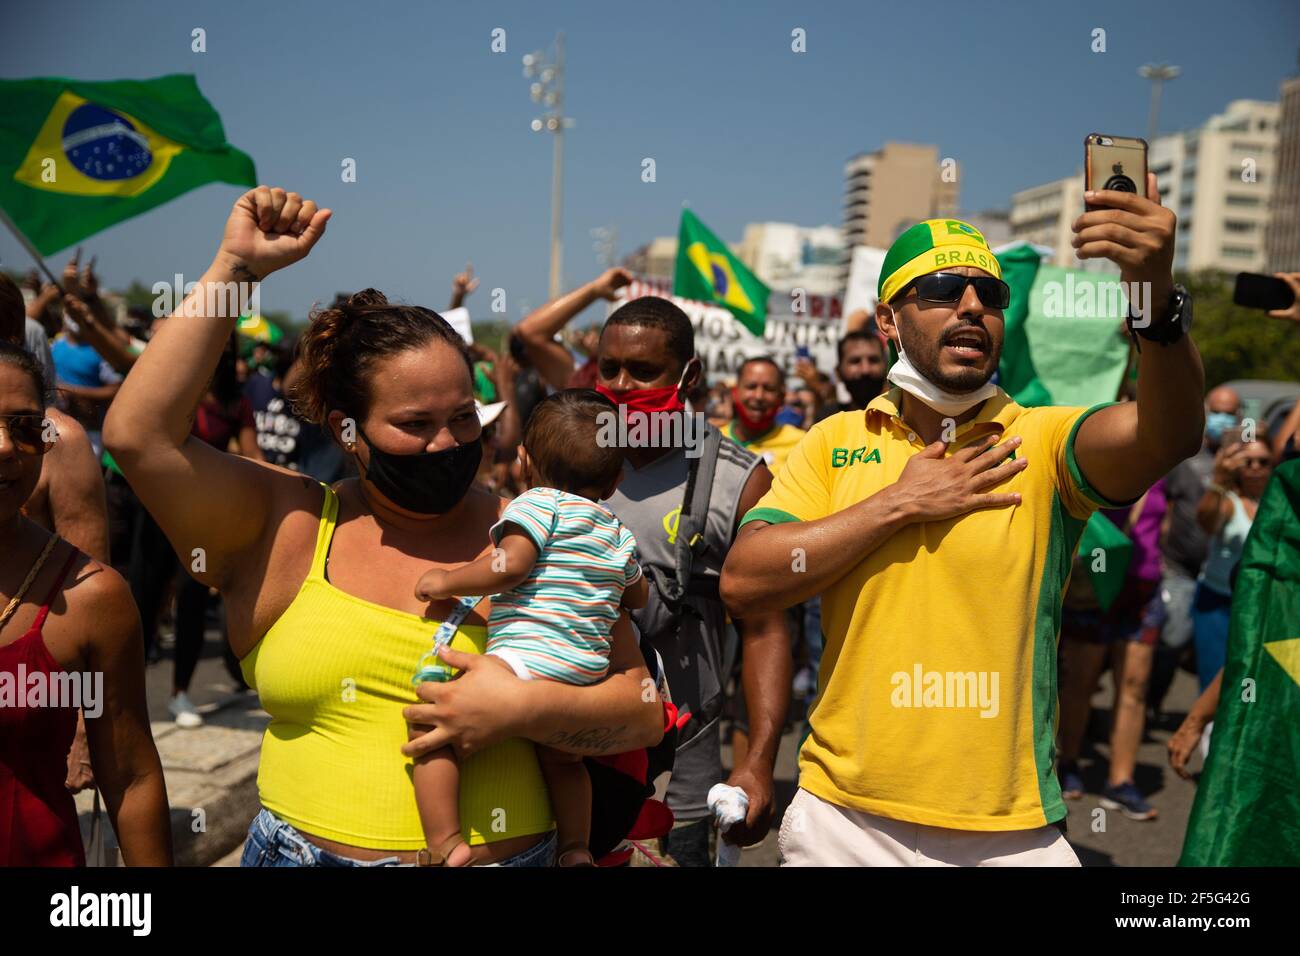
[885,309,998,418]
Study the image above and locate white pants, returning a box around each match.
[778,788,1081,867]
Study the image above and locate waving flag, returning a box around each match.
[1180,460,1300,866]
[0,75,255,255]
[992,242,1131,409]
[673,208,769,336]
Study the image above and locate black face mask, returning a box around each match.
[843,373,885,409]
[357,428,482,515]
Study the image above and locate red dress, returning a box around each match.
[0,550,84,866]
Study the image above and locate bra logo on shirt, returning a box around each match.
[831,447,882,468]
[663,506,681,544]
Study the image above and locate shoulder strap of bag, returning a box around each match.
[641,427,723,613]
[674,426,723,596]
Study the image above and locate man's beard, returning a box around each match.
[899,321,1001,392]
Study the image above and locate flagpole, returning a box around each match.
[0,204,65,292]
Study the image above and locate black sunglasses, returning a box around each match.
[897,272,1011,310]
[0,414,55,455]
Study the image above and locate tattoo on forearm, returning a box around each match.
[230,262,262,283]
[544,725,629,754]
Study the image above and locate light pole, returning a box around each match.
[524,34,574,300]
[1138,63,1181,146]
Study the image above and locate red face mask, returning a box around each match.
[596,381,686,415]
[731,387,780,434]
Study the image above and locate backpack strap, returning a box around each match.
[658,426,723,611]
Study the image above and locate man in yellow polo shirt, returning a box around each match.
[721,176,1206,865]
[724,356,805,476]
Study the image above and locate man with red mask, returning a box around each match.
[724,356,806,476]
[596,295,791,867]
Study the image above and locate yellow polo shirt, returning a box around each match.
[724,421,806,476]
[740,387,1120,830]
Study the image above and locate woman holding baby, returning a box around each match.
[104,186,662,867]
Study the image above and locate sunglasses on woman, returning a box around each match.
[0,414,56,455]
[897,272,1011,310]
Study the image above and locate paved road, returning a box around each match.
[727,664,1203,867]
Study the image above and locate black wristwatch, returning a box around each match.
[1127,283,1192,347]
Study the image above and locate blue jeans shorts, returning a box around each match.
[240,808,557,867]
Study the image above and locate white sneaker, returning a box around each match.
[169,692,204,729]
[792,666,815,699]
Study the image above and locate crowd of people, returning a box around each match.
[3,177,1299,867]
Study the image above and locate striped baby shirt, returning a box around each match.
[487,487,642,685]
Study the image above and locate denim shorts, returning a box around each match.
[1060,578,1162,646]
[239,808,557,867]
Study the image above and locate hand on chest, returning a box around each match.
[835,430,1031,483]
[831,428,1043,543]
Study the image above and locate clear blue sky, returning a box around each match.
[3,0,1297,324]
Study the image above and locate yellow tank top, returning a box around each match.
[240,486,554,849]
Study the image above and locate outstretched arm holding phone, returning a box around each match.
[1068,172,1206,503]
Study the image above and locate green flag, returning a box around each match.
[673,208,769,336]
[1024,263,1131,407]
[992,243,1131,409]
[1179,459,1300,866]
[1075,511,1133,612]
[994,243,1053,407]
[0,75,255,255]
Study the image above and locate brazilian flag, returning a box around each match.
[0,75,255,255]
[673,208,769,336]
[1180,460,1300,866]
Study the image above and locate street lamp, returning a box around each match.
[1138,63,1181,146]
[524,34,574,299]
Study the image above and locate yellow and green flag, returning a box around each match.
[673,208,769,336]
[1180,459,1300,866]
[236,313,284,345]
[0,75,255,255]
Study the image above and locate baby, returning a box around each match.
[412,388,647,867]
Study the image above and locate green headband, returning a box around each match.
[878,219,1002,305]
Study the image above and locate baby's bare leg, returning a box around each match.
[412,745,472,867]
[537,745,592,865]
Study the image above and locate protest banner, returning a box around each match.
[612,278,840,384]
[841,245,887,326]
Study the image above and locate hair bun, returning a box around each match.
[346,288,388,309]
